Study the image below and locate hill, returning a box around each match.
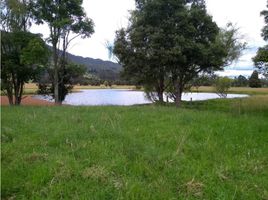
[66,52,122,81]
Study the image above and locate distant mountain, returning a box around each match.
[66,52,122,81]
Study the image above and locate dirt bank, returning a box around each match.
[1,96,54,106]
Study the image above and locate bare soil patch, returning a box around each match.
[1,96,53,106]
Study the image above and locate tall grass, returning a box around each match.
[1,96,268,199]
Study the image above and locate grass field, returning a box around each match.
[14,83,137,95]
[5,83,268,95]
[191,86,268,95]
[1,95,268,199]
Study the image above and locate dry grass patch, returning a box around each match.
[184,178,204,197]
[82,165,109,182]
[25,152,48,163]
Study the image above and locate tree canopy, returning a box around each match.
[249,70,262,88]
[1,0,49,105]
[114,0,245,106]
[31,0,94,103]
[1,31,49,105]
[253,2,268,78]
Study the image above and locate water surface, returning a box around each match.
[34,89,248,106]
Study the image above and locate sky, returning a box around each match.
[31,0,267,78]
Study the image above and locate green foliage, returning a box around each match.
[31,0,94,36]
[261,3,268,41]
[79,73,102,86]
[1,97,268,199]
[1,31,49,105]
[20,37,50,65]
[249,70,262,88]
[214,77,232,98]
[31,0,94,103]
[191,73,218,88]
[253,45,268,78]
[0,0,49,105]
[114,0,245,107]
[253,3,268,78]
[37,62,86,101]
[232,75,248,87]
[0,0,32,32]
[218,23,247,66]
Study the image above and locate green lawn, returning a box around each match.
[1,97,268,199]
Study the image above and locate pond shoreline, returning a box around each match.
[34,89,249,106]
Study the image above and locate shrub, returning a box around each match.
[214,77,232,98]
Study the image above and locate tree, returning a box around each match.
[79,72,102,86]
[253,45,268,78]
[114,0,187,103]
[1,31,49,105]
[1,0,49,105]
[191,72,218,90]
[167,22,246,106]
[114,0,245,107]
[253,2,268,78]
[249,70,262,88]
[31,0,94,104]
[232,75,248,87]
[37,62,86,101]
[214,77,232,98]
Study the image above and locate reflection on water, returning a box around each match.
[34,89,248,106]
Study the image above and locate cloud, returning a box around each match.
[30,0,267,78]
[216,69,253,78]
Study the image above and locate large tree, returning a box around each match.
[114,0,245,107]
[31,0,94,104]
[253,2,268,78]
[0,0,49,105]
[249,70,262,88]
[1,31,49,105]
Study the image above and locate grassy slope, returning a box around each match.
[1,97,268,199]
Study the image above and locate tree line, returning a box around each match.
[192,71,265,88]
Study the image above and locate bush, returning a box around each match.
[214,77,232,98]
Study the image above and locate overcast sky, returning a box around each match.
[31,0,267,77]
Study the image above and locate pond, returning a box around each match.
[34,89,248,106]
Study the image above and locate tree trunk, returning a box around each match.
[7,86,13,105]
[14,81,23,105]
[53,44,59,104]
[156,84,164,103]
[17,82,24,105]
[14,86,19,105]
[156,75,165,103]
[157,90,164,103]
[59,38,67,103]
[12,73,20,105]
[175,80,183,108]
